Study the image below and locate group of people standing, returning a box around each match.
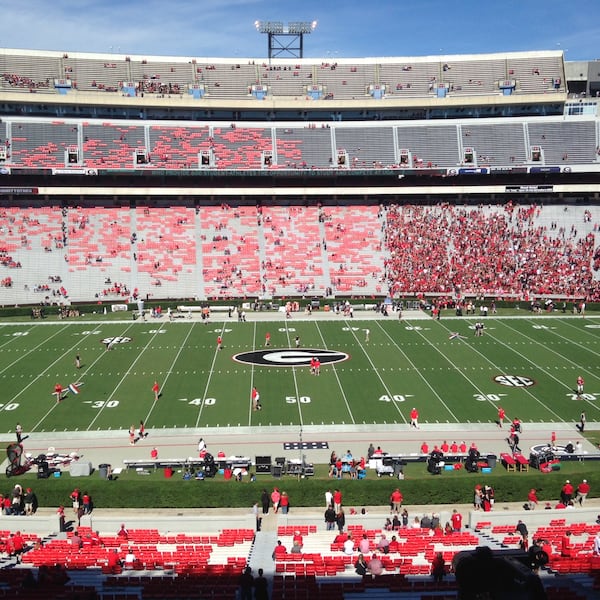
[1,484,38,516]
[259,487,290,516]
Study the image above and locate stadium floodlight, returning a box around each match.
[255,20,284,34]
[287,21,318,34]
[255,19,317,60]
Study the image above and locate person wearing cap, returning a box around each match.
[292,530,303,548]
[575,479,590,506]
[561,480,574,505]
[24,487,37,516]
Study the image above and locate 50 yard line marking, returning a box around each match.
[313,321,355,424]
[248,321,257,425]
[283,321,304,427]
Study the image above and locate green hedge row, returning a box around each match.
[3,462,594,510]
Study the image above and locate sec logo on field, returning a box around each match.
[100,336,132,346]
[493,375,535,387]
[233,349,350,367]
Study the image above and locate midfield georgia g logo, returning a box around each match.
[233,349,350,367]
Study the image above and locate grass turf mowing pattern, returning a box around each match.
[0,316,599,434]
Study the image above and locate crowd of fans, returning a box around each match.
[1,202,600,301]
[2,73,51,91]
[384,203,599,300]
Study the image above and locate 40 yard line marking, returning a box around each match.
[346,320,407,423]
[195,321,228,428]
[376,320,459,422]
[145,321,197,427]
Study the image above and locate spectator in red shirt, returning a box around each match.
[451,509,463,532]
[575,479,590,506]
[440,440,449,453]
[333,489,342,512]
[116,524,129,540]
[527,488,539,510]
[450,441,458,453]
[107,548,122,572]
[11,531,24,563]
[561,480,574,505]
[390,488,403,513]
[292,530,303,548]
[561,531,573,557]
[459,441,467,453]
[420,442,429,454]
[271,540,287,559]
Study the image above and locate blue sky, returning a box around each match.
[1,0,599,61]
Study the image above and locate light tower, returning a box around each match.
[255,20,317,60]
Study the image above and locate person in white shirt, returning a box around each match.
[343,534,355,555]
[124,548,136,568]
[593,531,600,556]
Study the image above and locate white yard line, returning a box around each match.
[194,322,227,428]
[87,323,166,430]
[345,319,407,423]
[376,319,460,422]
[313,321,355,424]
[283,321,304,427]
[0,324,70,375]
[145,322,197,426]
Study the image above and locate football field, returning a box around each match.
[1,313,599,436]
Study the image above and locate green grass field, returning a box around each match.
[1,313,599,435]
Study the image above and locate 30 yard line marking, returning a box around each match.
[31,323,135,431]
[87,323,162,431]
